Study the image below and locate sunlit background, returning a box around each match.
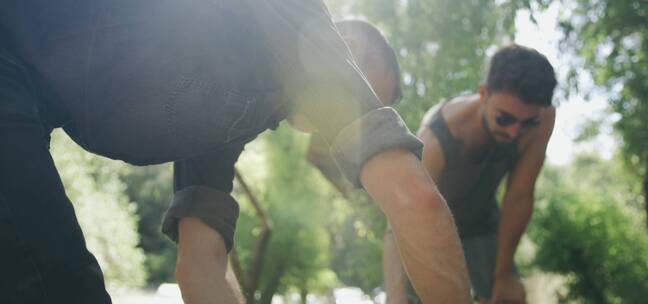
[49,0,647,303]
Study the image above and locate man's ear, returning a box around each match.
[287,114,318,133]
[478,84,488,104]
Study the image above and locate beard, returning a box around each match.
[482,112,513,143]
[491,131,514,143]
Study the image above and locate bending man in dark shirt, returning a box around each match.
[384,45,557,304]
[0,1,470,303]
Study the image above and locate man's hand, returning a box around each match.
[490,273,526,304]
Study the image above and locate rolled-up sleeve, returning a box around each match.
[162,145,244,252]
[162,186,240,252]
[245,0,422,188]
[330,107,423,187]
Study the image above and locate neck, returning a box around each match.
[468,99,491,143]
[462,98,496,159]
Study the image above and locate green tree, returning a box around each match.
[328,192,387,294]
[346,0,527,127]
[234,126,338,303]
[50,131,147,288]
[557,0,648,225]
[120,164,177,285]
[530,154,648,303]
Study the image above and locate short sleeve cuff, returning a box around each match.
[330,107,423,188]
[162,186,240,252]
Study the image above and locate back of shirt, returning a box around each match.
[2,0,423,189]
[1,0,284,164]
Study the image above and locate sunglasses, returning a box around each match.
[495,111,541,129]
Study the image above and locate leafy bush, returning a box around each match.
[530,155,648,303]
[51,131,147,288]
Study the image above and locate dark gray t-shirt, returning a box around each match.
[2,0,423,249]
[1,0,421,184]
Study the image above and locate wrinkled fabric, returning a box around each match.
[0,39,111,303]
[1,3,423,299]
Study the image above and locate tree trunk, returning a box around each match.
[245,226,271,304]
[300,288,308,304]
[259,261,285,304]
[643,168,648,230]
[234,168,273,304]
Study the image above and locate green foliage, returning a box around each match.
[119,165,177,285]
[530,154,648,303]
[50,131,147,288]
[573,117,604,143]
[233,123,404,299]
[235,125,338,302]
[328,193,387,294]
[345,0,527,128]
[558,0,648,206]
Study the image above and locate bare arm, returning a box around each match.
[176,217,244,304]
[383,229,410,304]
[491,108,555,303]
[383,126,447,303]
[362,148,471,303]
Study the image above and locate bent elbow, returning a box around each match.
[397,178,449,216]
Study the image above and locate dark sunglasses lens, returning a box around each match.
[495,113,517,127]
[521,118,541,129]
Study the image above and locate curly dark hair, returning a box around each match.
[486,44,557,107]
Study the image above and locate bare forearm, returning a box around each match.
[383,230,410,304]
[176,217,244,304]
[495,197,533,277]
[362,149,471,303]
[387,191,469,303]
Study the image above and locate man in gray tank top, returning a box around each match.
[384,45,557,304]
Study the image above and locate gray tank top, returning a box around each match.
[424,102,520,238]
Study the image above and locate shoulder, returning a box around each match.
[442,94,478,120]
[440,94,480,139]
[419,94,477,131]
[419,102,444,133]
[418,122,446,181]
